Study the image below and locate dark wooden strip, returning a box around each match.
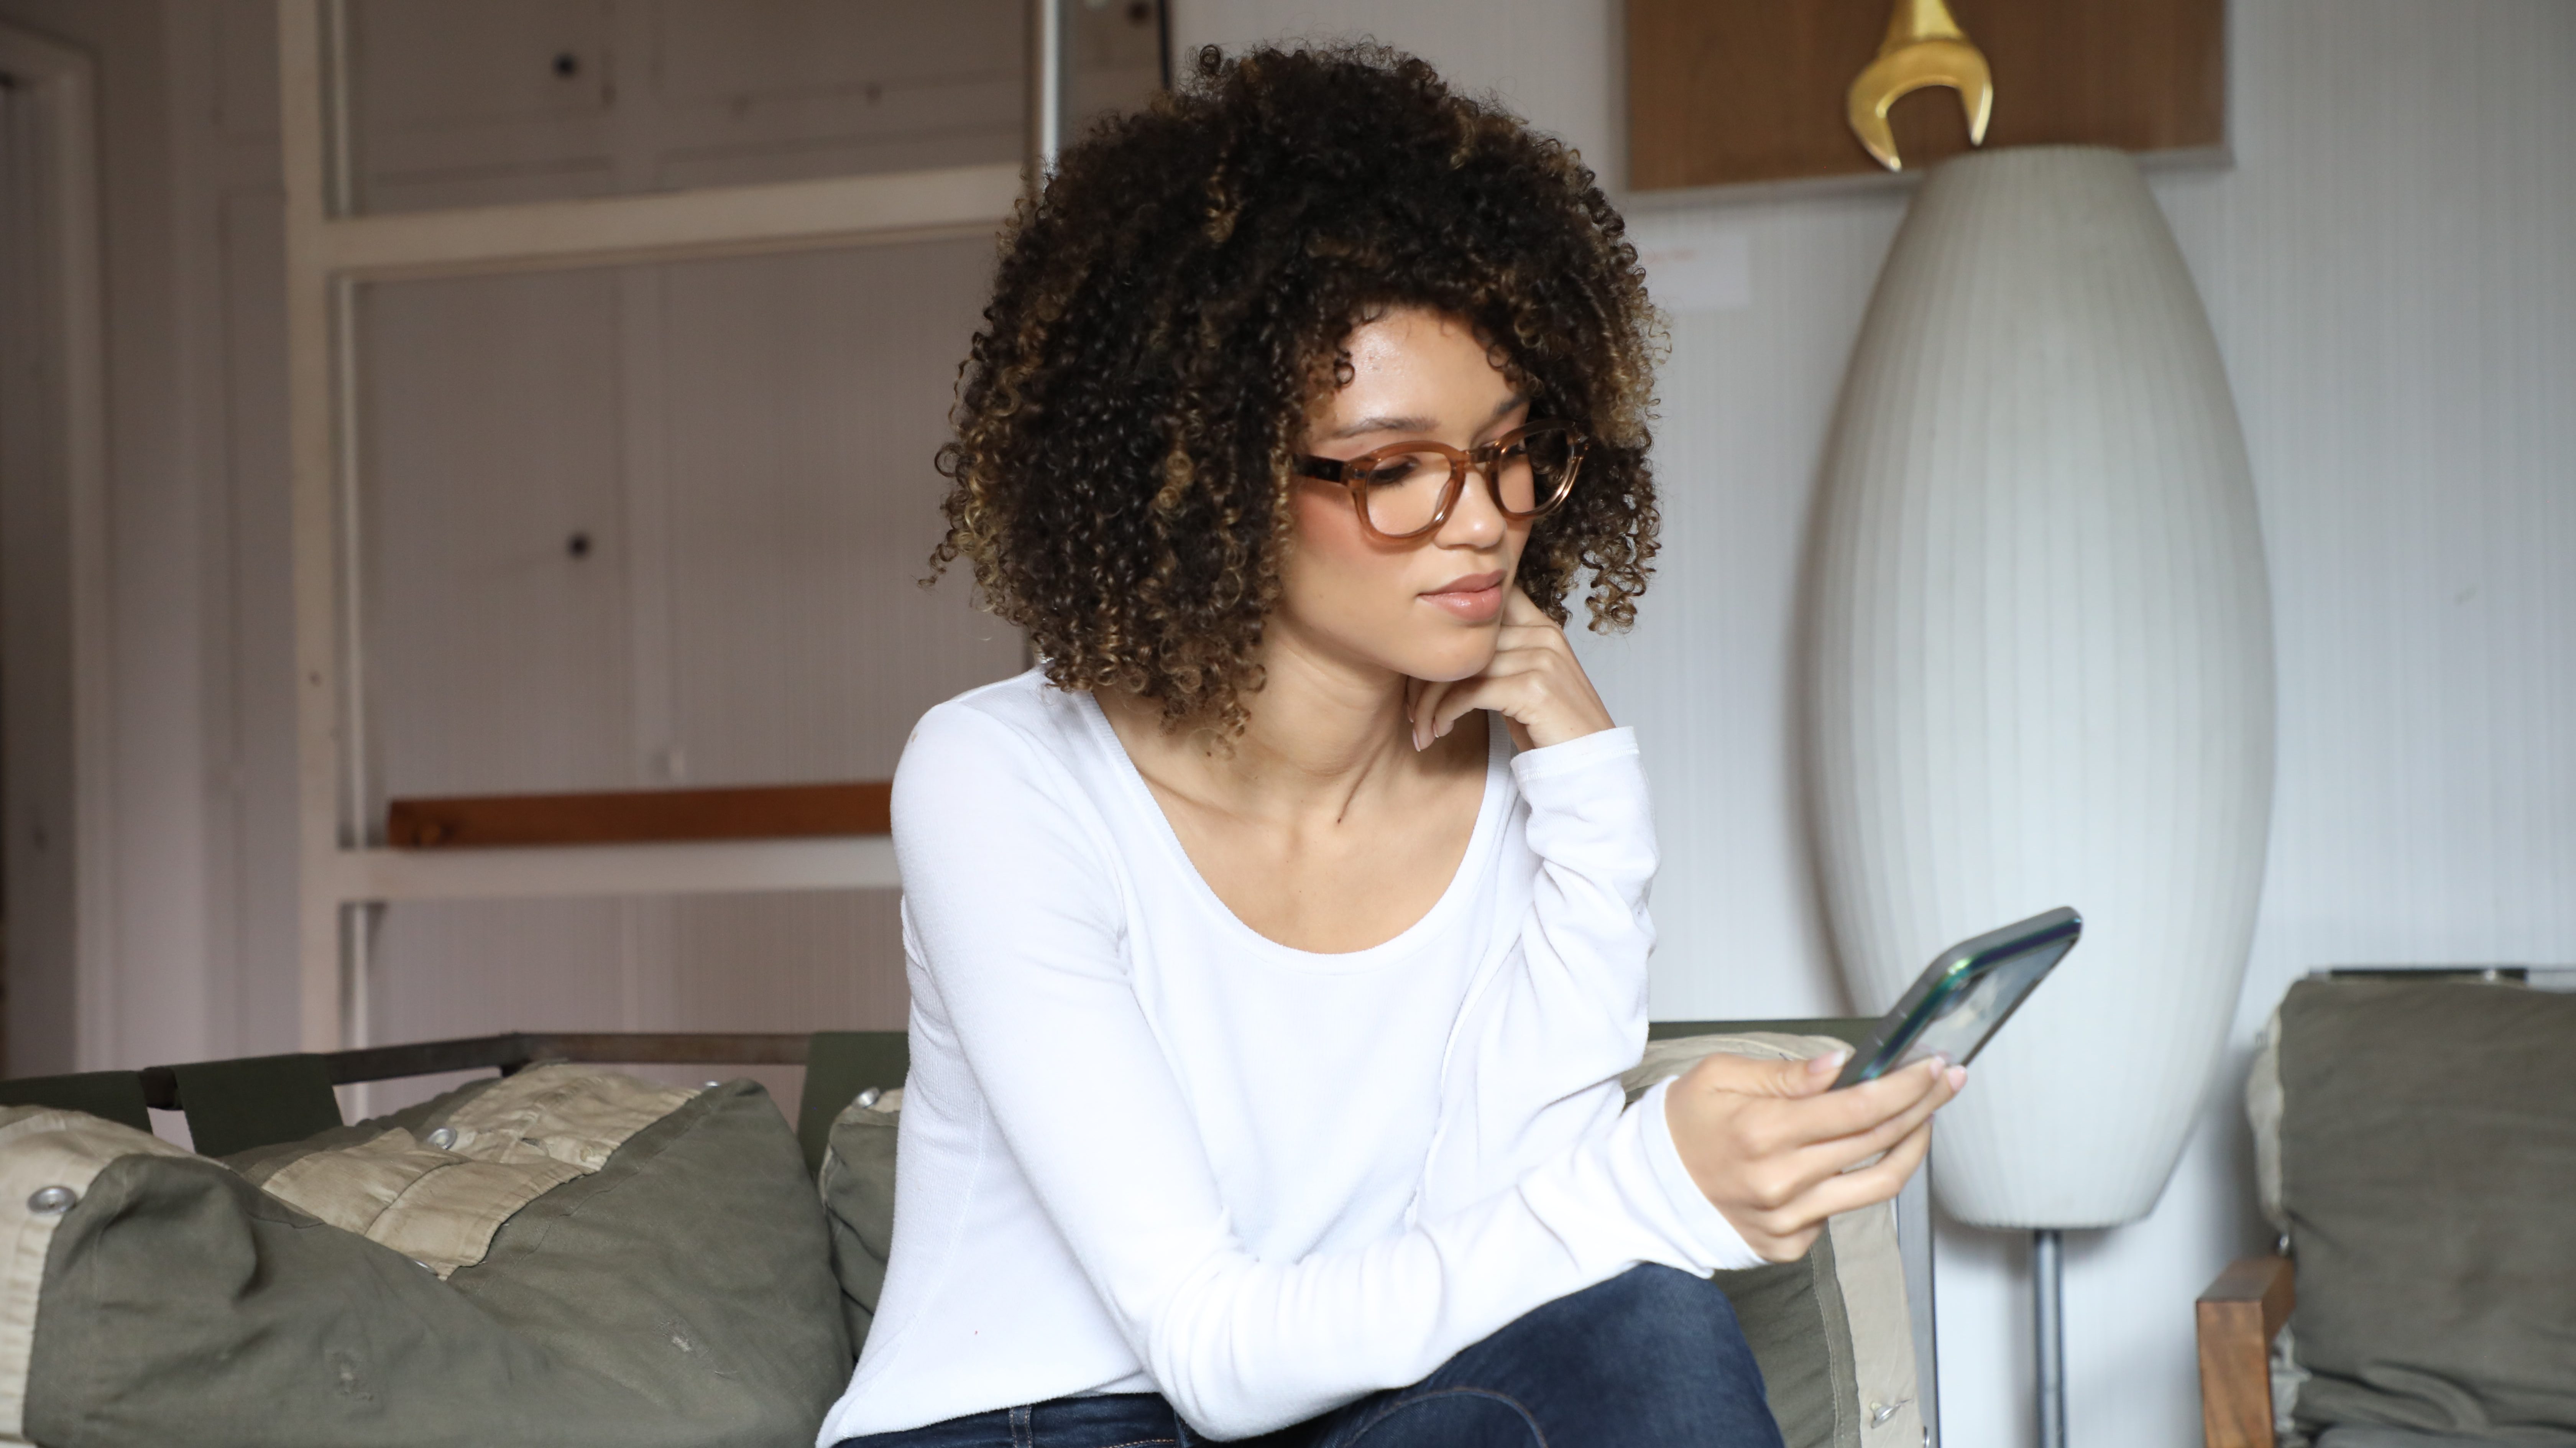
[321,1034,536,1085]
[386,781,891,848]
[516,1032,811,1067]
[170,1054,344,1158]
[2197,1255,2295,1448]
[0,1071,155,1132]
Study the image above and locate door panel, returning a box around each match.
[656,237,1017,786]
[360,268,637,803]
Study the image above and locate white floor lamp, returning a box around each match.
[1804,146,2276,1446]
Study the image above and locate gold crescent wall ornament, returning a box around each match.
[1845,0,1995,172]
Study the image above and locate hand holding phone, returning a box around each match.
[1664,1049,1957,1262]
[1663,908,2078,1261]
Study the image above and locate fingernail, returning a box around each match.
[1947,1065,1969,1092]
[1810,1049,1852,1075]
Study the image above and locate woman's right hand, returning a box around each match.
[1663,1051,1963,1261]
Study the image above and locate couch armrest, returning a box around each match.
[2198,1254,2295,1448]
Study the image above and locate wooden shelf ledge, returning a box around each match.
[387,781,892,850]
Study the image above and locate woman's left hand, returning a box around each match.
[1409,588,1615,752]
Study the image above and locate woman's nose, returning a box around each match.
[1437,464,1508,546]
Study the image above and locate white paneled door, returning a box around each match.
[278,0,1165,1099]
[351,236,1018,1108]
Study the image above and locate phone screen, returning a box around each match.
[1835,907,2082,1088]
[1899,937,2070,1069]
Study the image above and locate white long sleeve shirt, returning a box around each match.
[816,670,1759,1444]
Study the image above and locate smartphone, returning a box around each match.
[1832,906,2083,1089]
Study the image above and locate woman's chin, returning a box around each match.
[1400,638,1501,685]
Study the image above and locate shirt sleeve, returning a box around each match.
[894,706,1756,1441]
[1416,726,1760,1261]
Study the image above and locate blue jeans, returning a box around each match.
[834,1264,1784,1448]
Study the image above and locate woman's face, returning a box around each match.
[1277,307,1530,686]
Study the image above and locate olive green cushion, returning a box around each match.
[817,1086,902,1355]
[16,1073,850,1448]
[2254,978,2576,1445]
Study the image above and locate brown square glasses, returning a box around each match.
[1295,421,1590,541]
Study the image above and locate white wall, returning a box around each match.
[1170,4,2576,1447]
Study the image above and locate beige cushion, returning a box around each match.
[0,1108,192,1440]
[1625,1033,1925,1448]
[233,1063,696,1278]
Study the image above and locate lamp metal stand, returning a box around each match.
[2034,1228,2067,1448]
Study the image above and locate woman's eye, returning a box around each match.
[1362,459,1422,485]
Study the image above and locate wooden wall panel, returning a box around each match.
[1627,0,2225,192]
[360,269,638,802]
[655,237,1022,788]
[344,0,1165,213]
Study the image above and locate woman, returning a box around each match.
[820,43,1960,1448]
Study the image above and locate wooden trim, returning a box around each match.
[316,162,1022,282]
[328,837,898,902]
[139,1030,818,1109]
[386,781,891,849]
[278,0,346,1050]
[2198,1254,2295,1448]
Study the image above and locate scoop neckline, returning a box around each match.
[1074,691,1511,973]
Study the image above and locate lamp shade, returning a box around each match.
[1804,146,2275,1228]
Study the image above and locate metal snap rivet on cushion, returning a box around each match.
[855,1087,882,1109]
[27,1185,77,1215]
[426,1126,457,1150]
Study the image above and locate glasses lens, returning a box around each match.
[1358,451,1459,536]
[1497,427,1580,516]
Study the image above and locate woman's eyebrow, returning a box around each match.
[1325,396,1528,441]
[1326,414,1436,439]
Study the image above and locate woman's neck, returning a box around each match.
[1094,626,1490,953]
[1100,632,1473,827]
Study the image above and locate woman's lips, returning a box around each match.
[1422,570,1506,623]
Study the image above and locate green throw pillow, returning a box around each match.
[3,1067,851,1448]
[817,1086,903,1355]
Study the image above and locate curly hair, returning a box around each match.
[930,41,1663,735]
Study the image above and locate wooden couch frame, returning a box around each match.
[2198,1253,2295,1448]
